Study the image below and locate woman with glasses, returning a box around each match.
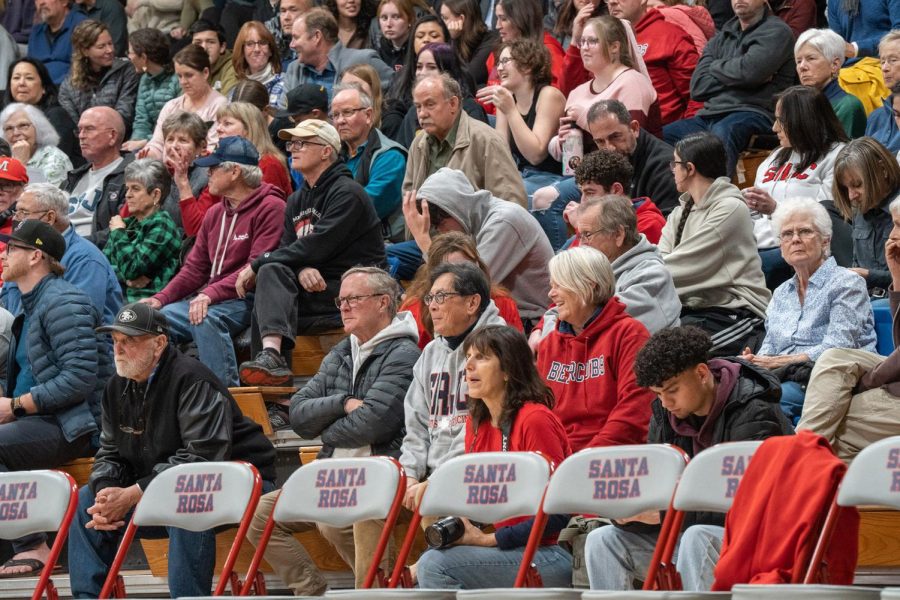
[0,103,72,187]
[214,102,290,194]
[536,246,653,452]
[231,22,286,111]
[742,198,875,425]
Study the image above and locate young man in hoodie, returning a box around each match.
[584,325,793,591]
[246,267,421,594]
[142,136,285,387]
[398,167,553,328]
[191,20,239,96]
[400,262,507,511]
[235,120,386,386]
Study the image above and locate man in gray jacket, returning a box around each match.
[247,266,420,595]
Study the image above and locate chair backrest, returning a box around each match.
[673,441,763,513]
[133,462,258,531]
[273,456,403,528]
[542,445,688,519]
[0,470,73,540]
[418,452,551,523]
[837,435,900,509]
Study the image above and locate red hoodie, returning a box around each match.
[536,297,653,452]
[154,182,286,305]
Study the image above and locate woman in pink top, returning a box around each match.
[143,44,227,159]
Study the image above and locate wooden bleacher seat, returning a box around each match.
[292,328,347,377]
[229,386,296,437]
[58,457,94,486]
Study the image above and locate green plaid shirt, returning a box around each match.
[103,210,182,303]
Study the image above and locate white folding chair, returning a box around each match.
[884,589,900,599]
[457,589,582,599]
[0,470,77,600]
[326,590,458,599]
[584,593,731,599]
[100,461,262,598]
[388,451,554,593]
[242,456,407,595]
[730,584,880,599]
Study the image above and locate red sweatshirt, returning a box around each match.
[536,297,652,452]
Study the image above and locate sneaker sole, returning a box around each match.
[239,366,293,386]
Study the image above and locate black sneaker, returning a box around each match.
[239,348,292,386]
[267,402,292,431]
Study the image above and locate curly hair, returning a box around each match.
[69,20,111,91]
[325,0,378,48]
[633,326,712,388]
[575,148,633,189]
[464,325,554,430]
[498,38,551,89]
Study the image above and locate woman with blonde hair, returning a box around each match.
[340,63,384,127]
[59,20,140,127]
[231,21,286,110]
[215,101,291,193]
[833,136,900,294]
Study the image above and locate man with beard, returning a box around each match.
[68,302,277,599]
[27,0,88,84]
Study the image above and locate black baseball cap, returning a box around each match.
[97,302,169,337]
[0,220,65,261]
[275,83,329,118]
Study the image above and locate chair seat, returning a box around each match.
[730,584,881,599]
[325,590,457,599]
[584,592,731,599]
[457,588,582,598]
[882,589,900,599]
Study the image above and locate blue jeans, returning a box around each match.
[416,543,572,589]
[531,176,580,251]
[780,381,806,426]
[162,297,252,387]
[386,240,424,281]
[663,112,774,178]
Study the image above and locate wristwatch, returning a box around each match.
[11,396,26,419]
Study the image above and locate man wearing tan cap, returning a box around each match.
[235,119,386,385]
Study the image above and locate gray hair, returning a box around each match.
[548,246,615,307]
[332,83,373,109]
[342,266,401,317]
[414,73,461,101]
[22,182,69,226]
[125,158,172,201]
[587,99,631,127]
[579,195,640,248]
[219,161,263,188]
[771,197,833,253]
[0,103,60,148]
[795,28,846,65]
[881,30,900,54]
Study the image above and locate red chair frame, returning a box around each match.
[31,470,78,600]
[240,456,407,595]
[99,461,263,598]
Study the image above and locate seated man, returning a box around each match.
[27,0,87,84]
[246,266,420,594]
[67,302,277,598]
[62,107,132,248]
[865,32,900,153]
[662,0,795,177]
[191,20,238,96]
[585,326,792,591]
[235,120,386,386]
[1,183,122,326]
[144,137,285,387]
[0,220,113,577]
[400,168,553,328]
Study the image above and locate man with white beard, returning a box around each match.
[68,302,277,599]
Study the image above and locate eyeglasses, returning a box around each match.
[578,37,601,49]
[4,243,35,254]
[286,139,326,151]
[12,207,48,219]
[669,160,686,170]
[0,183,22,195]
[2,122,32,134]
[329,107,367,121]
[244,40,269,49]
[497,56,514,66]
[578,228,606,242]
[423,291,463,305]
[779,227,818,242]
[334,293,383,309]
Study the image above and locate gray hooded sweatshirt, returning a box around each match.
[417,168,554,321]
[398,300,506,481]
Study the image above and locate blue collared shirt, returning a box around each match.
[758,256,877,360]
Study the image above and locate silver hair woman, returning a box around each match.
[0,102,72,187]
[743,197,876,425]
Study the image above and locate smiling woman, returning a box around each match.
[0,103,72,187]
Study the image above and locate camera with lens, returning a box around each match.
[425,516,466,549]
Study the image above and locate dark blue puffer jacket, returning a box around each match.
[5,275,113,442]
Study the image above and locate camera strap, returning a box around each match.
[470,417,513,452]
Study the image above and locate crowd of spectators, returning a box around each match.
[0,0,896,592]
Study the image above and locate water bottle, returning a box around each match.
[562,128,583,177]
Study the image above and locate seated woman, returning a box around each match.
[160,111,210,235]
[104,158,182,302]
[741,85,850,289]
[833,136,900,295]
[122,28,181,153]
[439,0,498,87]
[143,44,228,159]
[327,0,377,49]
[2,58,79,163]
[742,197,876,426]
[475,38,565,196]
[485,0,564,92]
[553,0,603,51]
[231,22,286,111]
[659,132,771,356]
[536,245,653,452]
[795,28,867,139]
[58,20,140,130]
[416,325,573,590]
[400,231,523,349]
[376,0,416,72]
[0,103,72,187]
[215,101,291,194]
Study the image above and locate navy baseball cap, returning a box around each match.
[194,136,260,168]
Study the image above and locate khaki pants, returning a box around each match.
[798,348,900,462]
[247,490,395,595]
